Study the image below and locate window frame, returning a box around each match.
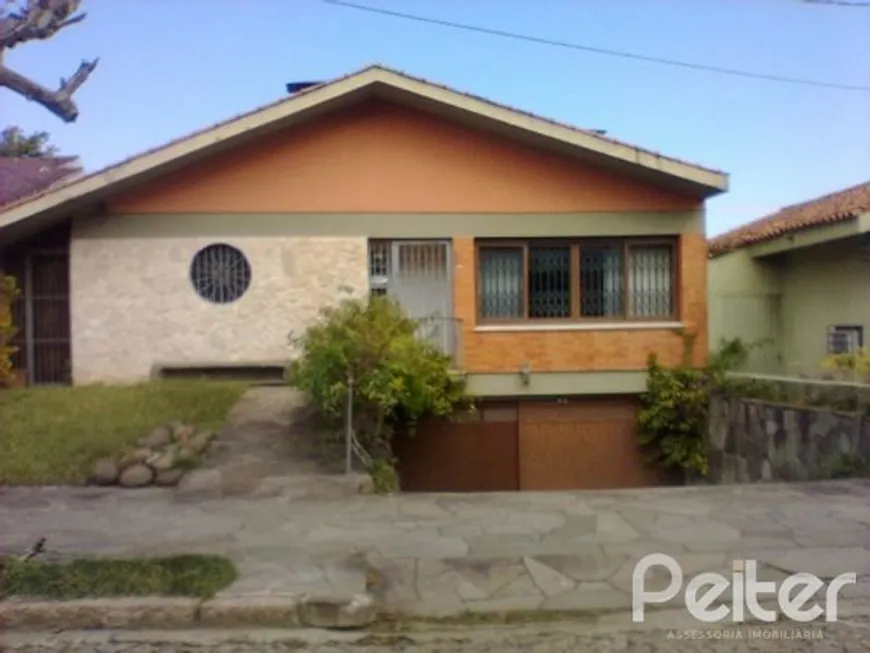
[474,237,679,324]
[827,325,864,355]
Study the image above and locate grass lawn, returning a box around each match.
[0,379,248,486]
[0,554,237,599]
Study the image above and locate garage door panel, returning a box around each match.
[519,397,661,491]
[394,418,519,492]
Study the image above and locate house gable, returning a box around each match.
[109,99,700,215]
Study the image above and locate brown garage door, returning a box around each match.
[518,397,662,491]
[393,403,519,492]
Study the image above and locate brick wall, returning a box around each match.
[453,232,708,374]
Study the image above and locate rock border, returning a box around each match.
[89,421,217,489]
[0,593,378,632]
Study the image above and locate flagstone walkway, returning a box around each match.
[3,479,870,626]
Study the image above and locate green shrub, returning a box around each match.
[370,457,400,494]
[637,338,752,480]
[286,295,473,489]
[0,274,19,385]
[820,348,870,381]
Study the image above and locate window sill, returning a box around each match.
[474,321,685,333]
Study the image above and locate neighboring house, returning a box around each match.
[0,65,728,491]
[708,181,870,376]
[0,156,82,207]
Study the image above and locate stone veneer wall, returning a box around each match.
[70,235,369,383]
[707,395,870,484]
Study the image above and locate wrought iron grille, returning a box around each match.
[629,245,673,318]
[477,240,674,321]
[580,246,624,317]
[828,325,863,355]
[367,240,458,363]
[368,240,390,296]
[190,244,252,304]
[478,247,523,319]
[7,249,71,385]
[528,246,571,318]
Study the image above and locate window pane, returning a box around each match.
[528,246,571,318]
[580,245,624,317]
[629,245,673,317]
[828,326,863,354]
[478,247,523,319]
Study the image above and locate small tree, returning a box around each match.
[0,126,58,157]
[0,274,20,384]
[286,294,473,492]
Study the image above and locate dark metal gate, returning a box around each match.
[5,241,72,386]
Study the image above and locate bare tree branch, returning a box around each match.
[0,57,97,122]
[1,0,85,48]
[0,0,97,123]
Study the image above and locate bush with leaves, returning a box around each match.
[820,348,870,381]
[0,274,20,385]
[286,295,473,491]
[637,338,752,480]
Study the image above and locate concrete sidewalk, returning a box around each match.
[2,480,870,622]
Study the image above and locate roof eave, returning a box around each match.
[709,213,863,259]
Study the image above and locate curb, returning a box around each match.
[4,594,869,633]
[0,593,378,632]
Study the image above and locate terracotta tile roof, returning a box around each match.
[0,65,726,215]
[708,180,870,257]
[0,157,81,207]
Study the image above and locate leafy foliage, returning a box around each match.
[637,338,752,479]
[0,274,19,385]
[369,457,400,494]
[286,295,473,488]
[820,347,870,380]
[0,126,58,157]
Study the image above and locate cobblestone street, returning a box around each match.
[6,619,870,652]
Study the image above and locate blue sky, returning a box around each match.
[4,0,869,235]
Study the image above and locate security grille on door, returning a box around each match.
[827,325,864,355]
[368,240,391,297]
[367,239,455,358]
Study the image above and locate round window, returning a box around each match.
[189,243,252,304]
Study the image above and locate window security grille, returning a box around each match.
[827,325,864,355]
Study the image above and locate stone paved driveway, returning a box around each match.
[2,479,870,626]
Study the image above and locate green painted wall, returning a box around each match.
[779,238,870,374]
[72,211,703,239]
[708,247,783,373]
[709,235,869,374]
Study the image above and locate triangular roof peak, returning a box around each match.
[0,64,727,232]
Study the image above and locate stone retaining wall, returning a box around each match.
[707,395,870,484]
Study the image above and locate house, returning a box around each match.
[708,181,870,377]
[0,65,728,491]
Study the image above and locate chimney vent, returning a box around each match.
[286,81,322,94]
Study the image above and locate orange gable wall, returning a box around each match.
[109,100,701,214]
